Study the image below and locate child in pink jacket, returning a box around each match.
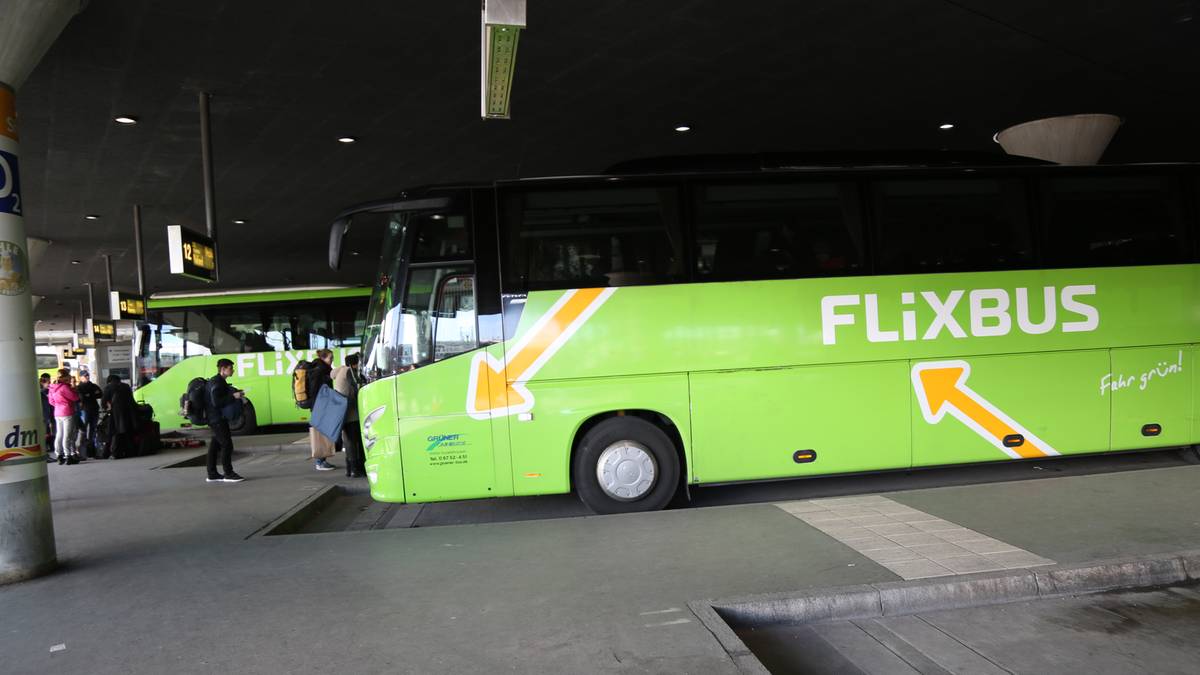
[47,369,81,464]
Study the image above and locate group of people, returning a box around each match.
[40,368,138,464]
[306,349,366,477]
[202,349,365,484]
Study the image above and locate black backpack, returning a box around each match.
[181,377,210,426]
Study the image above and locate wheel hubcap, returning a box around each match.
[596,441,657,502]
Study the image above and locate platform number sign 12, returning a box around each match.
[0,150,19,216]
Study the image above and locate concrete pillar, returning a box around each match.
[0,0,82,584]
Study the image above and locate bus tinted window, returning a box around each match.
[693,181,864,281]
[1042,175,1188,268]
[503,187,683,291]
[413,213,471,261]
[872,179,1032,274]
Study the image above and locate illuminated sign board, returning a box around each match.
[167,225,217,282]
[72,348,87,355]
[109,292,146,321]
[91,320,116,341]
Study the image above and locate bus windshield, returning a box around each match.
[361,205,477,382]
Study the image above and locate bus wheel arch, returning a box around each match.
[570,410,686,514]
[229,400,258,437]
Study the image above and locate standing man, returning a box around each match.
[101,374,137,459]
[205,358,245,483]
[75,370,103,458]
[332,353,364,477]
[39,372,54,459]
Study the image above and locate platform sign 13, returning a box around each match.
[0,150,20,216]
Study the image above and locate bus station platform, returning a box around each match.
[3,435,1200,674]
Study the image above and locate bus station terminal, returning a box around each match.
[3,3,1200,674]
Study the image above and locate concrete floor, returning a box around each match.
[740,585,1200,674]
[3,437,1200,674]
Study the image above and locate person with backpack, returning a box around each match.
[47,368,81,464]
[205,358,245,483]
[332,353,365,478]
[305,349,338,471]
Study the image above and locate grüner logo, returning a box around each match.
[426,433,466,452]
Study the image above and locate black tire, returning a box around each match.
[573,416,680,515]
[229,401,258,436]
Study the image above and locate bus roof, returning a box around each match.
[148,284,370,309]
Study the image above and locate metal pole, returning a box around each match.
[133,204,145,296]
[103,254,113,319]
[83,282,94,322]
[199,91,219,281]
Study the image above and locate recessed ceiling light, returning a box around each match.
[674,125,691,132]
[337,136,357,144]
[84,214,100,220]
[430,214,446,220]
[70,260,81,265]
[939,123,955,130]
[350,251,360,256]
[232,219,246,225]
[114,116,138,125]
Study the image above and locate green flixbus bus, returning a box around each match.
[133,285,369,434]
[329,157,1200,514]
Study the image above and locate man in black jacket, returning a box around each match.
[76,371,103,458]
[205,358,245,483]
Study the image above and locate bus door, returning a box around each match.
[910,350,1111,467]
[394,269,499,502]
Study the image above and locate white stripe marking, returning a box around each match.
[49,644,66,653]
[644,618,691,627]
[639,607,683,616]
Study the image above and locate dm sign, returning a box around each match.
[167,225,217,282]
[109,291,146,321]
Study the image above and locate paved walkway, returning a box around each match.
[3,438,1200,674]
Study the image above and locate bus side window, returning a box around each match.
[501,186,684,292]
[1041,175,1189,268]
[692,181,864,281]
[872,178,1033,275]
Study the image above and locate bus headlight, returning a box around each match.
[362,405,386,451]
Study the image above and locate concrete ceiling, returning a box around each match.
[18,0,1200,328]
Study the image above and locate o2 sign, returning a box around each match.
[0,150,20,216]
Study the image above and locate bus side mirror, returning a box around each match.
[328,217,351,270]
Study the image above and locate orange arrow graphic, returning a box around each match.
[467,287,616,419]
[912,360,1058,459]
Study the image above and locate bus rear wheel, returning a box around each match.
[229,401,258,437]
[573,417,679,515]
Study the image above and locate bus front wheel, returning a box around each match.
[573,417,679,515]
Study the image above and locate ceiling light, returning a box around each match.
[350,251,360,256]
[70,260,81,265]
[84,214,100,220]
[337,136,357,144]
[939,123,955,130]
[430,214,446,220]
[114,116,138,125]
[674,125,691,132]
[232,219,246,225]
